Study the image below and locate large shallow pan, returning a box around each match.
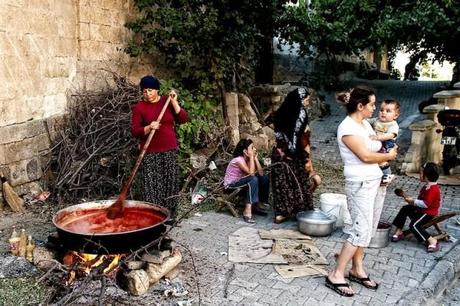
[53,200,169,254]
[296,209,336,237]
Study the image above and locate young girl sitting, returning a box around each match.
[391,162,442,253]
[223,139,269,223]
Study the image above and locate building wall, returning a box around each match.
[0,0,151,197]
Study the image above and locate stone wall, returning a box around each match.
[0,0,152,200]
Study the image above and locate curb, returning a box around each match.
[396,242,460,306]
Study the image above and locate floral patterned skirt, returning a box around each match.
[270,148,313,217]
[142,150,179,217]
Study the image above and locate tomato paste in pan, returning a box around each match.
[56,207,166,234]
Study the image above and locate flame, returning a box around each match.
[64,251,125,284]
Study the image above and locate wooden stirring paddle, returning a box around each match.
[394,188,408,198]
[107,95,172,219]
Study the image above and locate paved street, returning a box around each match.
[171,79,460,305]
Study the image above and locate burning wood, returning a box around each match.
[63,251,125,285]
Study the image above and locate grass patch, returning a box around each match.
[0,277,49,306]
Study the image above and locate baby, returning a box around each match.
[368,99,400,185]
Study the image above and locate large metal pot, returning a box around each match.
[53,200,169,254]
[296,209,336,237]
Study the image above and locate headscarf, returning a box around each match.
[273,87,311,155]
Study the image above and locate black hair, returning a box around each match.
[381,99,401,114]
[336,85,376,114]
[422,162,440,182]
[233,139,253,157]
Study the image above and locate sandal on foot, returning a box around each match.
[427,242,440,253]
[391,233,404,242]
[274,215,288,224]
[348,272,379,290]
[325,277,354,297]
[243,215,256,224]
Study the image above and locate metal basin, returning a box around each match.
[296,209,336,237]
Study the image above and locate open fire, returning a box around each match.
[62,251,125,285]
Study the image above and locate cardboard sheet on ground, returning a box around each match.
[228,227,287,264]
[272,239,328,278]
[272,239,328,265]
[258,229,311,240]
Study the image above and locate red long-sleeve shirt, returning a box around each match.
[131,97,189,153]
[417,183,441,216]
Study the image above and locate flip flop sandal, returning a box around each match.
[391,233,404,242]
[243,215,256,224]
[325,276,354,297]
[347,273,379,290]
[427,242,440,253]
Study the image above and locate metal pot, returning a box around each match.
[53,200,169,254]
[296,209,336,237]
[368,222,390,248]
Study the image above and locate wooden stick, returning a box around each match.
[107,95,172,219]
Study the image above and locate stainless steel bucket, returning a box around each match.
[368,222,390,248]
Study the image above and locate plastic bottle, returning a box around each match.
[19,229,27,257]
[9,226,20,256]
[26,235,35,262]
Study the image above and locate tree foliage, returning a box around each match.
[126,0,290,96]
[278,0,459,64]
[126,0,459,93]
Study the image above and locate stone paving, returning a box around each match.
[171,79,460,306]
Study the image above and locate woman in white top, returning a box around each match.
[326,86,398,297]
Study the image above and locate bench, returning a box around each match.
[402,212,457,241]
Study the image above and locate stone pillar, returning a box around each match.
[423,104,445,165]
[433,90,460,110]
[401,120,436,174]
[225,92,240,146]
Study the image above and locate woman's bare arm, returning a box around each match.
[342,135,397,164]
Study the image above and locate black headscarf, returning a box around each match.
[273,87,311,154]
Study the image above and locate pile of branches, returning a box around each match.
[46,75,141,204]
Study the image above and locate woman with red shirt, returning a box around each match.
[131,75,189,220]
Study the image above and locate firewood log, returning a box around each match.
[146,247,182,284]
[126,269,150,296]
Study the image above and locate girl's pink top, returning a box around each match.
[224,156,245,187]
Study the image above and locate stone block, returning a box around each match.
[409,120,436,131]
[8,157,43,186]
[0,145,5,164]
[4,133,50,163]
[14,180,42,196]
[91,7,112,26]
[55,37,77,57]
[78,22,90,41]
[42,94,67,117]
[45,61,69,78]
[79,40,114,60]
[433,90,460,99]
[0,120,47,145]
[89,24,113,42]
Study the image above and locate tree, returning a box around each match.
[126,0,290,98]
[277,0,459,84]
